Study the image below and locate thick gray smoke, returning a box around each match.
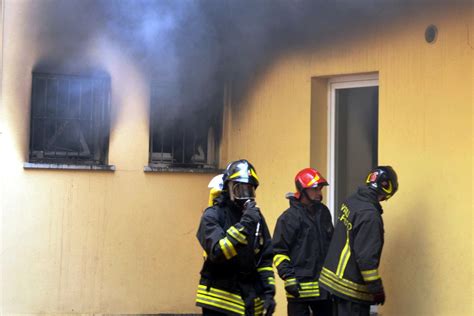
[28,0,458,123]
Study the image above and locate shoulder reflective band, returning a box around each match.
[219,237,237,260]
[361,269,381,282]
[257,266,273,273]
[273,254,290,267]
[227,226,248,244]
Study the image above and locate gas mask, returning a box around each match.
[228,182,256,207]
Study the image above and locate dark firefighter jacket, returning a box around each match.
[319,186,384,305]
[273,195,333,302]
[196,196,275,316]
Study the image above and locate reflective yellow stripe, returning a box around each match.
[219,237,237,260]
[250,168,259,182]
[287,291,320,298]
[196,285,264,315]
[382,181,393,194]
[300,281,319,289]
[198,285,243,303]
[336,231,351,278]
[196,295,244,315]
[306,173,320,187]
[287,290,320,298]
[273,254,290,267]
[285,278,297,287]
[364,275,381,282]
[267,277,275,285]
[365,173,373,184]
[286,280,320,298]
[319,273,373,302]
[229,171,242,179]
[227,226,248,244]
[257,266,273,272]
[254,297,264,314]
[219,238,230,259]
[196,295,244,314]
[321,268,369,292]
[226,238,237,258]
[361,269,381,282]
[196,285,245,315]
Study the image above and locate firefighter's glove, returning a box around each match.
[373,290,385,305]
[263,295,276,316]
[284,278,300,298]
[240,200,261,229]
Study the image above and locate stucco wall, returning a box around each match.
[0,1,210,314]
[227,2,473,315]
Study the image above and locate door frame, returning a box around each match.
[327,73,379,219]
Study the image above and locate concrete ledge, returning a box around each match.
[24,162,116,171]
[144,165,223,174]
[104,314,201,316]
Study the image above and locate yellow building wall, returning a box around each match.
[1,1,472,316]
[0,1,209,314]
[227,3,473,316]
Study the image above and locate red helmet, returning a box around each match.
[294,168,328,199]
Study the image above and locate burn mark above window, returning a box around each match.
[28,72,111,165]
[149,88,223,170]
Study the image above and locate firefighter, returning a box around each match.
[273,168,334,316]
[196,159,276,316]
[319,166,399,316]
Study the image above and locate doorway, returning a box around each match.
[328,74,379,219]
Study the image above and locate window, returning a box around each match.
[149,88,222,170]
[28,72,111,165]
[328,74,379,218]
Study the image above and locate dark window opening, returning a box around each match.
[334,86,378,213]
[29,72,111,165]
[149,90,222,169]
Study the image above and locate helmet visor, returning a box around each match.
[229,182,256,201]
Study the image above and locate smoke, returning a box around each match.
[28,0,457,121]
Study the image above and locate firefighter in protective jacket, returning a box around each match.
[273,168,334,316]
[196,160,276,316]
[319,166,399,316]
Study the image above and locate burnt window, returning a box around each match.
[149,89,222,170]
[29,73,111,165]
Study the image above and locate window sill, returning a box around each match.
[144,165,224,174]
[24,162,115,171]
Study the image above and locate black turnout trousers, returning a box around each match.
[288,300,332,316]
[332,297,370,316]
